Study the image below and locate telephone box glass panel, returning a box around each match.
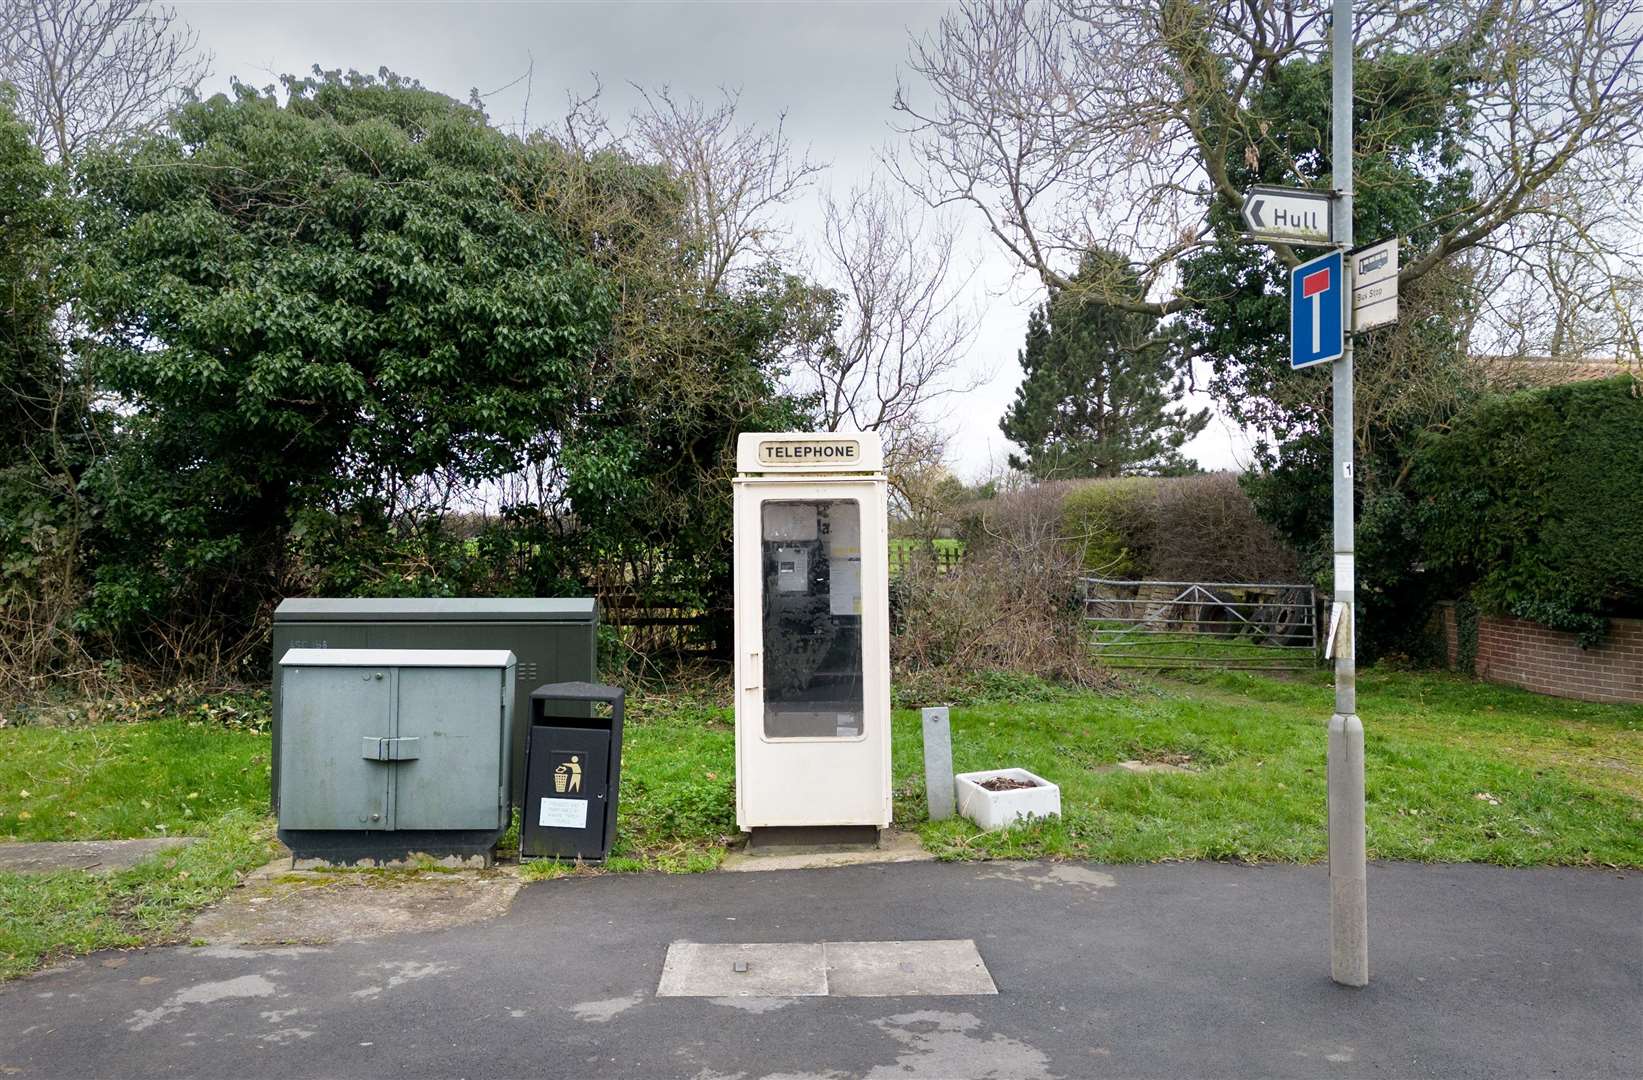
[761,500,864,738]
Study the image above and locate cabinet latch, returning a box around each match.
[361,736,421,762]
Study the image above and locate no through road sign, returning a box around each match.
[1290,249,1344,369]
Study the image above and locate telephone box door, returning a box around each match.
[734,479,891,829]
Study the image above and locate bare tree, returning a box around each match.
[524,86,985,528]
[0,0,207,163]
[1465,171,1643,365]
[630,85,825,292]
[788,179,985,497]
[541,75,618,157]
[892,0,1643,363]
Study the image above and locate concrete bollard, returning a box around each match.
[922,707,955,821]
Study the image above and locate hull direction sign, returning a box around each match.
[1242,185,1336,243]
[1290,249,1344,369]
[757,437,861,467]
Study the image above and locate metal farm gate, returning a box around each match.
[1082,577,1318,671]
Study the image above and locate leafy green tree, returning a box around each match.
[67,68,814,665]
[0,90,67,474]
[1181,52,1479,446]
[1174,51,1488,659]
[72,70,616,655]
[0,89,89,682]
[469,129,815,650]
[1001,250,1206,479]
[900,1,1640,360]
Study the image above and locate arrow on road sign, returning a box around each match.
[1242,185,1336,244]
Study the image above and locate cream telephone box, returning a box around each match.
[733,432,892,831]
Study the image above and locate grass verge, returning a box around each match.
[905,668,1643,865]
[5,666,1638,976]
[1,705,277,979]
[0,811,278,979]
[565,666,1641,872]
[0,718,271,841]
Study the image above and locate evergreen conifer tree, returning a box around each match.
[1000,249,1207,478]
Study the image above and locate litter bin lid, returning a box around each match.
[530,680,625,703]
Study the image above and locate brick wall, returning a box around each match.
[1434,604,1643,704]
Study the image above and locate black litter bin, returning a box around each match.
[522,681,624,861]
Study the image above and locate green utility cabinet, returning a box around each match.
[276,649,515,862]
[271,598,597,807]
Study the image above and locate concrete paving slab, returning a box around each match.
[721,828,933,872]
[656,941,828,998]
[0,837,193,875]
[188,864,521,946]
[824,939,997,997]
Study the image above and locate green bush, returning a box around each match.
[1060,473,1300,582]
[71,71,615,659]
[1411,375,1643,643]
[1061,478,1151,575]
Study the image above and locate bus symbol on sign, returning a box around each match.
[1290,250,1344,369]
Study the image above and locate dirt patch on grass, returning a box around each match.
[1134,750,1197,769]
[979,776,1040,791]
[189,861,522,946]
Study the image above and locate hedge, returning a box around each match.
[1411,374,1643,644]
[1057,473,1302,583]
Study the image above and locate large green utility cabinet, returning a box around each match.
[277,649,516,861]
[272,598,597,807]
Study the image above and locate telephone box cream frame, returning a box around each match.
[732,432,892,830]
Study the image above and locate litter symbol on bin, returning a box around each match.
[554,755,582,794]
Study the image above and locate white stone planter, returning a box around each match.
[954,768,1061,831]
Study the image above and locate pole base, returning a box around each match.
[1328,713,1369,986]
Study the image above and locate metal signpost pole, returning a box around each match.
[1328,0,1369,987]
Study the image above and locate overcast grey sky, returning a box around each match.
[173,0,1252,478]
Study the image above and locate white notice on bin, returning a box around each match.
[539,797,588,830]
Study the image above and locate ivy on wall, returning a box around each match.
[1454,596,1480,674]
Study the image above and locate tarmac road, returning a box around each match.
[2,860,1638,1079]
